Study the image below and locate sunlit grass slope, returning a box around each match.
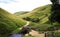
[20,4,51,18]
[0,8,26,37]
[15,4,51,29]
[16,4,55,32]
[26,4,60,32]
[27,4,52,32]
[14,4,60,33]
[14,11,29,17]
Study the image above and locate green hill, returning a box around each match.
[26,4,52,32]
[14,11,29,16]
[26,4,60,32]
[15,4,60,33]
[19,4,51,18]
[15,4,52,27]
[0,8,26,37]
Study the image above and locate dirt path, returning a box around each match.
[19,21,30,29]
[29,30,44,37]
[19,21,45,37]
[23,22,30,27]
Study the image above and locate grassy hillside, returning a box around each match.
[0,8,26,37]
[15,4,60,33]
[14,11,29,17]
[26,4,60,32]
[15,4,51,29]
[19,4,51,18]
[26,4,52,31]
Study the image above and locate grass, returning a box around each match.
[15,4,52,32]
[0,8,26,37]
[18,4,51,18]
[15,4,60,33]
[46,30,60,37]
[14,11,29,17]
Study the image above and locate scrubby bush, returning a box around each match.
[49,0,60,23]
[50,0,57,5]
[54,31,60,37]
[32,18,40,23]
[23,17,31,21]
[23,17,40,23]
[46,31,60,37]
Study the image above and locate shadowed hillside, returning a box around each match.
[0,8,26,37]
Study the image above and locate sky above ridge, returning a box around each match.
[0,0,52,14]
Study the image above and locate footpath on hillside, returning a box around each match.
[19,21,30,29]
[19,21,45,37]
[29,30,44,37]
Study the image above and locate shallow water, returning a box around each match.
[9,34,23,37]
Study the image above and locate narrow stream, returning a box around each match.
[9,33,23,37]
